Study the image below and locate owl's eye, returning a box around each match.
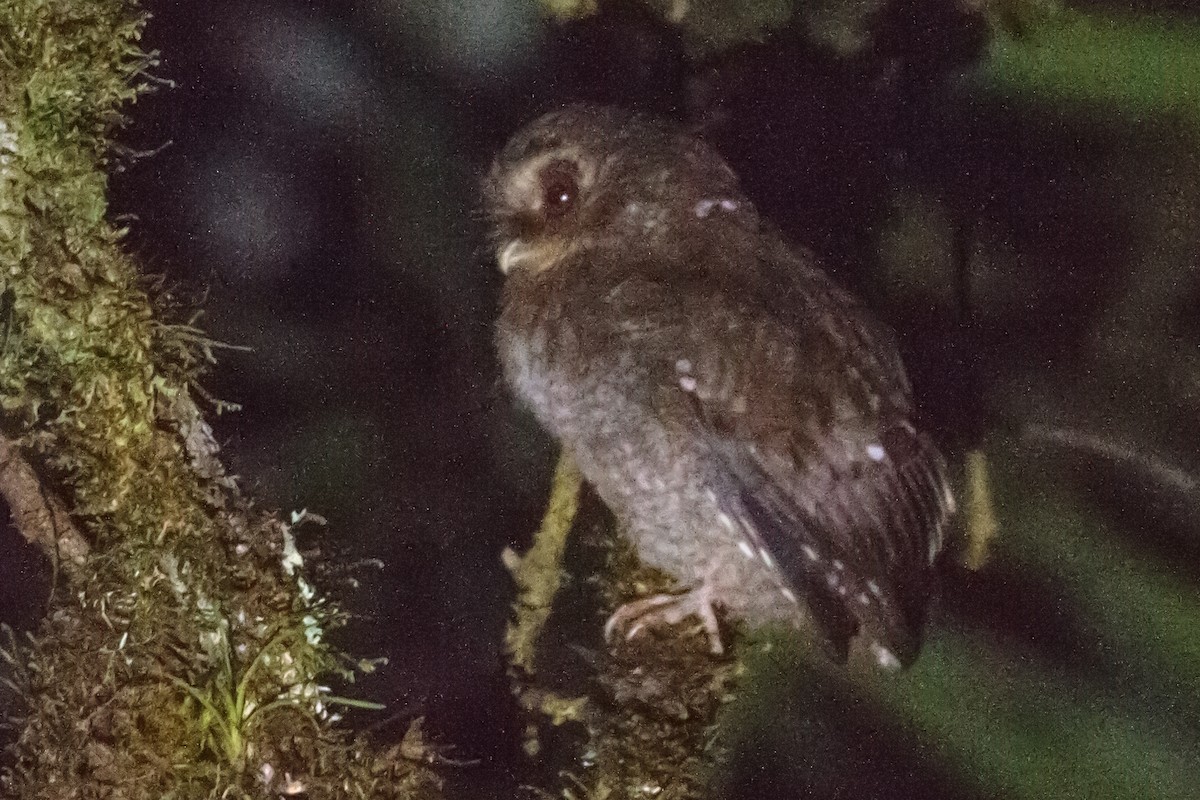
[539,160,580,219]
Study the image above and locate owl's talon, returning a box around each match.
[605,588,725,655]
[603,594,679,642]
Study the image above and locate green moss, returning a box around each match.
[0,2,442,796]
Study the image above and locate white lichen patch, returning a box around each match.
[0,117,20,207]
[0,118,16,161]
[693,197,741,218]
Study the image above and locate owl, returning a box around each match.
[487,105,953,669]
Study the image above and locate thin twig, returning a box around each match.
[962,449,999,571]
[503,453,582,675]
[1022,423,1198,496]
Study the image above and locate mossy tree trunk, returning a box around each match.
[0,2,441,796]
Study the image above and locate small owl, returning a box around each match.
[487,105,953,669]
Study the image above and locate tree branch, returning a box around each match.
[0,432,89,568]
[1022,422,1199,496]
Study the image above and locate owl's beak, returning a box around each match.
[496,236,570,275]
[496,239,528,275]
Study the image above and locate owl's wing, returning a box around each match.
[603,261,953,666]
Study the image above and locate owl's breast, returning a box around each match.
[496,288,808,626]
[496,306,634,440]
[496,314,571,436]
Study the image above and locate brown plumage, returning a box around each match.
[486,105,954,669]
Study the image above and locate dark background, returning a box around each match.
[31,0,1194,797]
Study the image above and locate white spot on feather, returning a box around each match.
[675,358,692,373]
[679,375,698,392]
[759,548,776,569]
[802,545,819,562]
[867,580,882,597]
[781,588,797,603]
[737,540,755,560]
[694,197,741,218]
[867,443,886,462]
[872,644,901,671]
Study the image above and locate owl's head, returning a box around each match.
[484,104,748,276]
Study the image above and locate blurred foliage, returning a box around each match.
[539,0,878,54]
[977,7,1200,126]
[882,442,1200,800]
[543,0,600,18]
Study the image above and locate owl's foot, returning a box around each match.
[604,585,725,655]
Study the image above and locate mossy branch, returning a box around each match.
[503,453,740,798]
[0,2,441,796]
[503,452,582,675]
